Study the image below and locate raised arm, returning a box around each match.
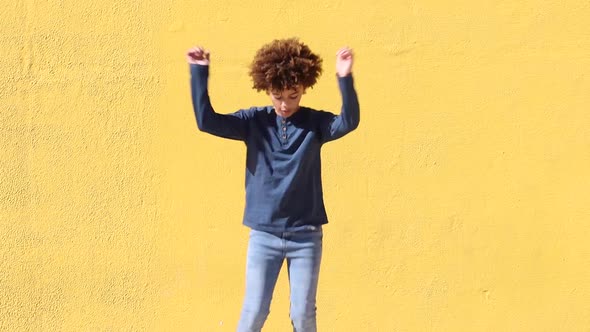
[187,46,251,141]
[320,47,360,143]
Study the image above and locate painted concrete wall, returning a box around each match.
[2,0,589,330]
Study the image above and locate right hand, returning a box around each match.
[186,46,210,65]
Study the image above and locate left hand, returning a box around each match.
[336,47,354,77]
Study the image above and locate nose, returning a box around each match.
[280,101,287,109]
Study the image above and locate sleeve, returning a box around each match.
[318,74,360,144]
[190,64,252,141]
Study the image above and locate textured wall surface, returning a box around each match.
[2,0,590,331]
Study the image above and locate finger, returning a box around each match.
[336,47,352,58]
[187,50,200,58]
[193,48,205,57]
[337,51,350,60]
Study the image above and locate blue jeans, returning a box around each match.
[237,226,323,332]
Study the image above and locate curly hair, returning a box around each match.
[249,38,323,92]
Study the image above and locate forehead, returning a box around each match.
[270,86,303,95]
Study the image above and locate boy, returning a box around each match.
[186,38,359,332]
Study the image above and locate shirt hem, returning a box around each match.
[243,219,328,233]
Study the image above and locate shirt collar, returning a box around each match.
[274,106,308,123]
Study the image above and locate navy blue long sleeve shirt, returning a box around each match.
[190,64,360,232]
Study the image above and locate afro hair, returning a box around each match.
[249,38,323,92]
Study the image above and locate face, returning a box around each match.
[268,85,304,118]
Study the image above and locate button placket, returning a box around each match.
[280,118,288,144]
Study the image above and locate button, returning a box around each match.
[282,127,287,131]
[282,135,287,139]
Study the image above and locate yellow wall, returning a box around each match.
[2,0,590,330]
